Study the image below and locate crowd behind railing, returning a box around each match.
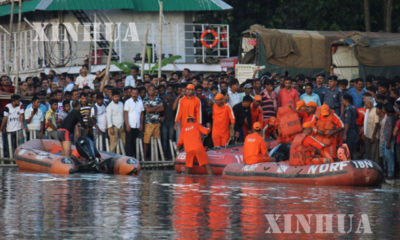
[0,65,399,179]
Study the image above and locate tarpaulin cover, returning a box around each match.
[250,25,400,73]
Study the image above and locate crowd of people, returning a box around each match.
[0,65,399,179]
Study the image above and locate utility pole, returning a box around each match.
[157,1,163,78]
[15,0,22,94]
[7,0,15,76]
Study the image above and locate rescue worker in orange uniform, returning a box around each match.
[303,101,319,123]
[313,104,344,159]
[177,115,213,175]
[174,84,202,130]
[296,99,308,122]
[290,122,333,166]
[243,122,271,165]
[251,95,263,124]
[263,116,277,139]
[212,93,235,147]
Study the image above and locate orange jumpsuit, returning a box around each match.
[290,133,333,166]
[243,132,270,165]
[243,103,263,136]
[177,122,210,167]
[175,96,202,127]
[212,104,235,147]
[313,111,344,158]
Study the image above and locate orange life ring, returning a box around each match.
[220,30,228,48]
[201,29,219,48]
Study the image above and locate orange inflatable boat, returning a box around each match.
[175,140,279,175]
[223,160,383,186]
[15,139,140,175]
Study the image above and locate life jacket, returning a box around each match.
[277,106,302,144]
[314,110,335,145]
[289,133,315,166]
[337,144,351,161]
[356,107,366,126]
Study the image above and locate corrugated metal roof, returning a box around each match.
[45,0,136,11]
[129,0,232,11]
[0,0,42,17]
[0,0,232,17]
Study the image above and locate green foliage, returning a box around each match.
[149,55,182,75]
[112,61,140,75]
[113,55,181,75]
[195,0,400,56]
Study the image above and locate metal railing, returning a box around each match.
[0,21,229,75]
[0,129,177,168]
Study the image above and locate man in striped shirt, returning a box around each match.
[260,79,277,121]
[79,93,92,138]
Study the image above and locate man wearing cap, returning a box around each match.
[324,75,342,116]
[177,115,213,175]
[212,93,235,147]
[289,122,333,166]
[296,100,308,121]
[278,77,299,108]
[264,117,277,139]
[303,101,319,123]
[246,95,263,135]
[242,83,255,99]
[300,82,321,106]
[314,104,344,159]
[174,84,202,131]
[243,122,271,165]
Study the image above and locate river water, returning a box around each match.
[0,167,398,239]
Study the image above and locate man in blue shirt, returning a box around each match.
[300,83,321,106]
[347,78,366,109]
[324,75,342,116]
[313,73,328,102]
[341,94,359,159]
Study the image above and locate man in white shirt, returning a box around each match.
[106,90,125,153]
[0,95,26,156]
[363,96,379,163]
[124,88,144,157]
[91,94,107,150]
[75,65,105,89]
[228,78,243,108]
[24,96,44,139]
[125,66,140,87]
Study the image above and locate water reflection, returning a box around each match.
[0,168,398,239]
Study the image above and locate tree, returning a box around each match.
[364,0,371,32]
[383,0,393,32]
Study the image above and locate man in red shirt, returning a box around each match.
[177,115,213,175]
[278,77,299,108]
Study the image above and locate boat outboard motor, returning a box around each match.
[270,143,290,162]
[76,136,101,167]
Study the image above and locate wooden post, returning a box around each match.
[7,0,15,76]
[157,1,163,78]
[99,24,115,93]
[140,28,149,80]
[15,0,22,94]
